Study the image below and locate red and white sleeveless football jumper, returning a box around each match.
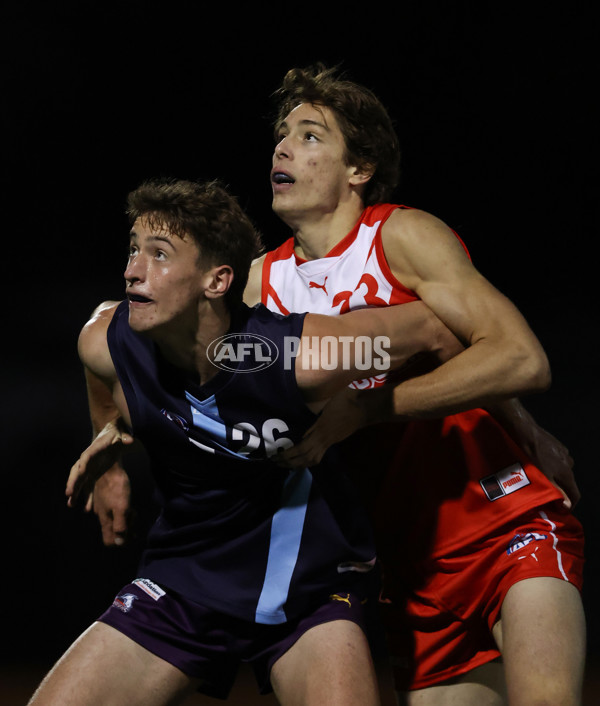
[263,204,412,317]
[261,203,566,567]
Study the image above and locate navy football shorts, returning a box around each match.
[99,577,370,699]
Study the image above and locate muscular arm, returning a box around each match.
[278,210,573,497]
[381,208,550,417]
[382,211,579,501]
[73,302,135,544]
[296,300,462,409]
[77,301,127,412]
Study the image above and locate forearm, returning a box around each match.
[83,367,132,492]
[484,397,546,455]
[389,338,550,420]
[84,368,122,435]
[299,301,462,402]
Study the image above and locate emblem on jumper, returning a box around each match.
[309,276,328,295]
[113,593,138,613]
[480,463,530,501]
[330,592,352,607]
[161,408,190,432]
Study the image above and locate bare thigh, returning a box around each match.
[27,622,200,706]
[398,577,586,706]
[398,660,506,706]
[492,577,586,706]
[270,619,380,706]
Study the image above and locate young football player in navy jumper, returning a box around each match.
[29,177,462,706]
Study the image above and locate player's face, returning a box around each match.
[271,103,357,223]
[124,217,208,336]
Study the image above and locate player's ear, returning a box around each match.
[204,265,234,300]
[348,161,375,187]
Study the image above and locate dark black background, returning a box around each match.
[2,0,597,680]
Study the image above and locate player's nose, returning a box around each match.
[274,135,291,159]
[124,252,146,282]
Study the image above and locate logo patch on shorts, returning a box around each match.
[113,593,138,613]
[330,592,352,607]
[507,532,548,555]
[133,578,166,601]
[480,463,530,501]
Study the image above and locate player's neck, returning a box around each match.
[289,202,365,261]
[153,301,231,385]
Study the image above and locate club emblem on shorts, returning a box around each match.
[480,463,530,501]
[113,593,138,613]
[507,532,548,555]
[330,592,352,608]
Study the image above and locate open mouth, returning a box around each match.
[128,293,153,304]
[272,172,295,185]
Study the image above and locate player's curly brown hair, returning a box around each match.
[126,178,263,306]
[272,64,401,205]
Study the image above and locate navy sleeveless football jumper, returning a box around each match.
[107,301,376,625]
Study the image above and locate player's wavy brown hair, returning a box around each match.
[273,64,401,205]
[126,178,263,306]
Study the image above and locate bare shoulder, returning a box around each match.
[382,207,468,255]
[243,253,267,306]
[381,208,474,288]
[81,300,121,335]
[78,300,121,379]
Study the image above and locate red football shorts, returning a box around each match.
[380,501,584,691]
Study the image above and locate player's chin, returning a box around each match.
[127,309,159,333]
[272,197,301,223]
[271,194,285,212]
[272,189,294,207]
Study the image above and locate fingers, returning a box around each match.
[92,467,132,546]
[66,423,133,507]
[98,510,128,547]
[66,459,87,506]
[98,511,115,545]
[66,445,102,505]
[97,504,132,547]
[275,441,325,469]
[555,479,579,511]
[110,509,129,546]
[560,475,581,510]
[558,486,572,511]
[554,451,580,509]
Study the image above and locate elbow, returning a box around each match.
[533,351,552,392]
[516,347,552,395]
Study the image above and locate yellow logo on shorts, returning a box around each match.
[329,592,352,607]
